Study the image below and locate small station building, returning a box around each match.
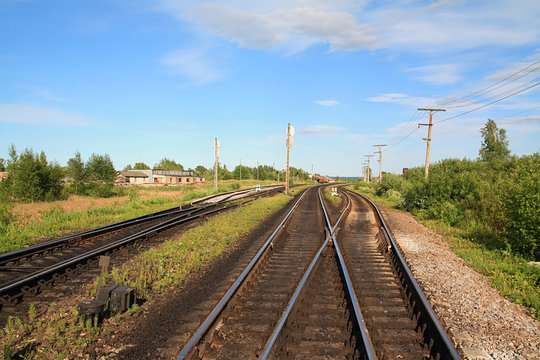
[116,169,205,186]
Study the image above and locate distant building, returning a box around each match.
[116,169,205,186]
[402,168,409,174]
[117,170,149,185]
[0,172,7,182]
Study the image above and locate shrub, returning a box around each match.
[501,154,540,260]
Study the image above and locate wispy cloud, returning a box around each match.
[22,85,68,102]
[297,125,343,135]
[158,1,379,52]
[405,64,463,85]
[155,1,540,55]
[161,48,225,85]
[314,100,339,107]
[0,104,96,126]
[365,93,445,107]
[484,52,540,82]
[499,115,540,123]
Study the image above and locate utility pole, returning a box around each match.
[285,123,294,194]
[418,108,445,178]
[373,144,387,183]
[257,161,259,181]
[364,155,374,183]
[362,162,368,182]
[214,138,220,191]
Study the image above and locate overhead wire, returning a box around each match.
[441,58,540,107]
[434,81,540,124]
[377,56,540,157]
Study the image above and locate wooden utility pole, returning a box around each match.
[418,108,446,178]
[364,155,374,183]
[373,144,387,183]
[214,138,220,191]
[285,123,294,194]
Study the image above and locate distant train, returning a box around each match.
[317,176,330,183]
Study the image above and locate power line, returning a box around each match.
[435,81,540,124]
[442,58,540,107]
[444,74,540,109]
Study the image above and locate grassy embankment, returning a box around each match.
[347,181,540,320]
[322,185,340,205]
[0,180,279,255]
[0,186,309,359]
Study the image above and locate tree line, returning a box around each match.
[367,119,539,261]
[0,147,311,203]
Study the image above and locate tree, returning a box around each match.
[479,119,510,162]
[85,153,116,184]
[154,158,184,170]
[123,164,133,171]
[67,151,86,192]
[0,158,5,172]
[2,146,63,202]
[194,165,207,177]
[133,162,150,170]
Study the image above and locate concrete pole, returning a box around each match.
[418,108,445,179]
[285,123,292,194]
[373,144,387,183]
[364,155,374,183]
[214,138,219,191]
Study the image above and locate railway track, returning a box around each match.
[0,186,284,313]
[175,185,459,359]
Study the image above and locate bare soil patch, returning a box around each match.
[12,195,129,226]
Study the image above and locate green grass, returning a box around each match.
[107,191,293,298]
[323,186,340,205]
[0,188,298,359]
[347,184,540,319]
[0,181,282,255]
[0,197,176,254]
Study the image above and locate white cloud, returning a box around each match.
[161,48,225,85]
[365,93,447,108]
[0,104,96,126]
[297,125,343,135]
[155,1,540,54]
[161,2,379,52]
[314,100,339,107]
[406,64,463,85]
[371,1,540,53]
[499,115,540,124]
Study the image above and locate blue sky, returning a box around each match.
[1,0,539,176]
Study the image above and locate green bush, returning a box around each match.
[398,155,539,260]
[501,154,540,259]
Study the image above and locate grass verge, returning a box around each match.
[0,181,279,255]
[346,185,540,320]
[0,187,302,359]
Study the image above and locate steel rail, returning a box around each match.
[0,206,202,266]
[189,185,283,205]
[176,186,311,360]
[344,188,460,360]
[0,201,241,298]
[0,189,282,304]
[259,186,372,359]
[330,189,377,360]
[0,186,282,266]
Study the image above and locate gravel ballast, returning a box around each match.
[378,206,540,360]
